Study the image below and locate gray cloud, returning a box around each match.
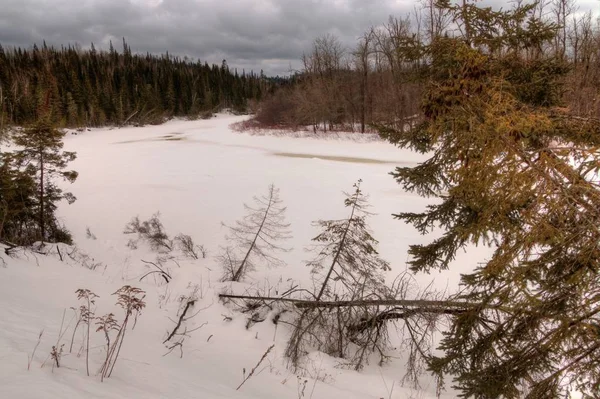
[0,0,412,75]
[0,0,597,76]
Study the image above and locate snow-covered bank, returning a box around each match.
[1,114,490,398]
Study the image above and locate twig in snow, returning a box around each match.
[163,299,198,344]
[236,345,275,390]
[27,330,44,370]
[139,259,171,284]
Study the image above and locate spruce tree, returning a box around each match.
[307,179,390,301]
[381,2,600,397]
[286,181,392,369]
[0,41,271,127]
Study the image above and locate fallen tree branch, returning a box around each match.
[347,307,468,334]
[120,109,139,127]
[236,344,274,391]
[163,339,184,358]
[163,300,196,344]
[139,259,171,284]
[218,293,479,310]
[0,239,19,256]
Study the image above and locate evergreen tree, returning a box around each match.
[12,119,78,243]
[380,2,600,397]
[0,152,37,244]
[0,41,273,128]
[307,179,390,301]
[286,181,392,369]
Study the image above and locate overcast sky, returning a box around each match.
[1,0,598,76]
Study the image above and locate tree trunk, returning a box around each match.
[361,57,368,133]
[218,293,479,310]
[315,196,358,301]
[232,187,274,281]
[39,151,45,243]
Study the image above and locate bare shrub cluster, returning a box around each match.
[99,286,146,381]
[73,289,98,376]
[124,213,205,261]
[175,233,207,259]
[162,285,210,358]
[124,213,173,252]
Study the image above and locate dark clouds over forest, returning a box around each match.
[1,0,597,75]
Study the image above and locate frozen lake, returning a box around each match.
[60,114,481,290]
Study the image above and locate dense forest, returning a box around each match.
[0,40,273,128]
[250,0,600,133]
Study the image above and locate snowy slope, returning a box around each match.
[0,114,490,398]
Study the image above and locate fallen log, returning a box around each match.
[218,293,480,310]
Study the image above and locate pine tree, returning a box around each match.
[0,41,271,128]
[12,119,78,243]
[380,2,600,397]
[0,152,37,244]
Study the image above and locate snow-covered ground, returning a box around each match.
[0,114,490,398]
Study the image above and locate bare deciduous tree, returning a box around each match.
[353,34,373,133]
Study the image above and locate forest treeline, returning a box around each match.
[250,0,600,133]
[0,40,274,128]
[0,40,278,245]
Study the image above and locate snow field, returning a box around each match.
[0,114,490,398]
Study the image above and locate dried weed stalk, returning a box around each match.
[99,285,146,381]
[75,288,98,376]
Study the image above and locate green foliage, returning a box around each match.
[0,152,38,244]
[1,119,77,244]
[381,1,600,397]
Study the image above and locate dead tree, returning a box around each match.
[218,294,478,311]
[220,184,291,282]
[354,34,374,133]
[308,180,390,301]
